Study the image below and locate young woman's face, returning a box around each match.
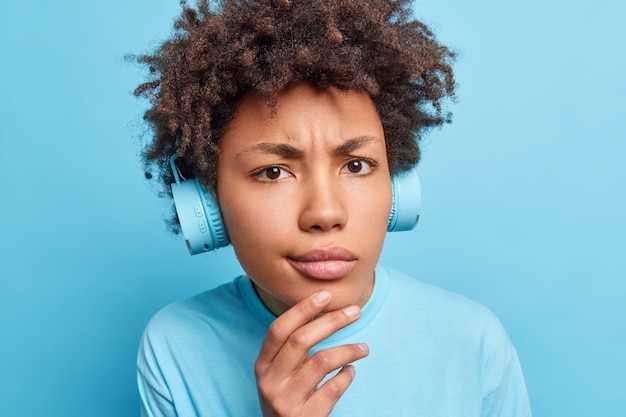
[216,82,391,315]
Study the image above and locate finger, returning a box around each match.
[306,365,358,416]
[269,304,362,378]
[292,343,369,395]
[256,290,332,367]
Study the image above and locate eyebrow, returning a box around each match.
[238,135,379,158]
[331,136,378,155]
[238,142,304,158]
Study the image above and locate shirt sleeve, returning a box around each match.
[137,327,178,417]
[480,320,532,417]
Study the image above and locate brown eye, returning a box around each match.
[255,166,290,181]
[265,167,282,180]
[347,160,363,173]
[341,159,375,175]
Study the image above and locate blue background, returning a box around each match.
[1,1,624,415]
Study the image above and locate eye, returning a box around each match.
[254,166,291,181]
[342,158,375,175]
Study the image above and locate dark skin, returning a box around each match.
[132,0,455,233]
[133,1,455,414]
[255,291,368,416]
[216,83,388,416]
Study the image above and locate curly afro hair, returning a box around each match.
[133,0,455,230]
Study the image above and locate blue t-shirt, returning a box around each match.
[138,265,531,416]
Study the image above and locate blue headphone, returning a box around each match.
[170,155,421,255]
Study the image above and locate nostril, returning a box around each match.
[309,223,342,231]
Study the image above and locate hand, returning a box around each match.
[254,290,369,417]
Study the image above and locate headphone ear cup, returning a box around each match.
[388,166,421,232]
[171,179,230,254]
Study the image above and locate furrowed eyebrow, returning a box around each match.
[331,136,378,155]
[237,135,379,158]
[238,143,303,158]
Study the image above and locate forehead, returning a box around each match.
[219,82,385,151]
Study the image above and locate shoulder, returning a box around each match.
[137,276,260,382]
[386,267,500,320]
[382,266,510,347]
[382,267,529,397]
[137,277,267,416]
[141,277,247,346]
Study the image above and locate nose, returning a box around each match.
[298,176,348,232]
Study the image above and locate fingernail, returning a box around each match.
[344,364,356,377]
[356,343,368,352]
[343,305,360,318]
[313,290,331,305]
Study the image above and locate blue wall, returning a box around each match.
[1,1,624,415]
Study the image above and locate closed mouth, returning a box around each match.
[288,247,357,280]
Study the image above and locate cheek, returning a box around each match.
[355,182,392,226]
[220,195,292,260]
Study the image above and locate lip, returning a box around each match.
[288,247,357,280]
